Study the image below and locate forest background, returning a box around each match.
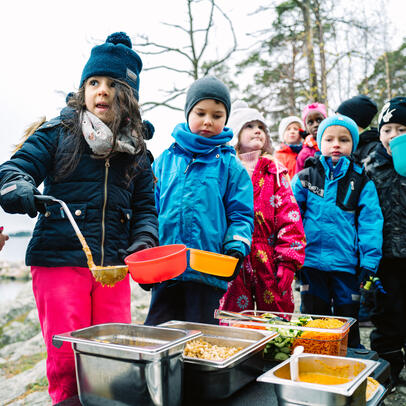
[1,0,405,233]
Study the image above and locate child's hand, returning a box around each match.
[225,249,244,280]
[276,265,295,295]
[359,268,375,289]
[0,227,9,251]
[118,233,157,261]
[0,179,41,218]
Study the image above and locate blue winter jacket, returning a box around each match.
[291,155,383,274]
[153,123,254,290]
[0,109,158,267]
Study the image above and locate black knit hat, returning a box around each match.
[336,95,377,129]
[80,32,142,100]
[378,97,406,131]
[184,76,231,123]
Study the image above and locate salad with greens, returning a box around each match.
[260,314,312,361]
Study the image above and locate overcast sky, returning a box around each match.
[0,0,405,233]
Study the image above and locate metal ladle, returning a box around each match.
[35,195,128,287]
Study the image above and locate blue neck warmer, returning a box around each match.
[289,144,303,154]
[171,123,233,154]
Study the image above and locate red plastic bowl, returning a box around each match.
[124,244,187,284]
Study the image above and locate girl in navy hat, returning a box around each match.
[0,32,158,404]
[291,115,383,349]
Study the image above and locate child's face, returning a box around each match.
[305,111,325,137]
[238,120,267,153]
[85,76,117,125]
[284,122,302,144]
[380,123,406,155]
[320,125,353,163]
[188,99,227,137]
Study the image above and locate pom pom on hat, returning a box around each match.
[228,100,270,147]
[142,120,155,140]
[336,95,377,129]
[106,32,132,48]
[80,31,143,100]
[278,116,303,142]
[316,115,359,152]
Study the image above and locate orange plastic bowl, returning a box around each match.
[189,248,238,277]
[125,244,187,284]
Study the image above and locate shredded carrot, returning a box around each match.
[292,318,348,356]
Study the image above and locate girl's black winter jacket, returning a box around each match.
[0,111,158,268]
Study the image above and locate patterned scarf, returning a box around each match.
[81,110,142,157]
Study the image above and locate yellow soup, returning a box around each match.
[298,372,351,385]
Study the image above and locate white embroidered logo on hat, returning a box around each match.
[382,108,395,123]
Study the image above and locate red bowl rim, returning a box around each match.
[124,244,187,265]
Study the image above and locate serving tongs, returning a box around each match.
[35,195,128,287]
[214,309,289,323]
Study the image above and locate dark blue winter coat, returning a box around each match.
[0,110,158,268]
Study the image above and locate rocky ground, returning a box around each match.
[0,268,404,405]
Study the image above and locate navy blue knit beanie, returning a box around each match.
[336,95,377,129]
[80,32,142,100]
[184,76,231,123]
[378,97,406,131]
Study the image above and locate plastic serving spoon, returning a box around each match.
[290,345,304,382]
[34,195,128,287]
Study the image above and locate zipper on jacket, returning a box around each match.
[184,157,195,174]
[343,180,354,206]
[101,158,110,265]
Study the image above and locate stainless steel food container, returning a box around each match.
[161,320,278,400]
[52,323,201,406]
[257,353,379,406]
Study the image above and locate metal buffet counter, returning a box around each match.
[56,347,390,406]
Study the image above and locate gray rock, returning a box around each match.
[2,332,46,362]
[7,390,51,406]
[0,359,46,404]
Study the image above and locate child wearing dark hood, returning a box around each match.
[364,97,406,388]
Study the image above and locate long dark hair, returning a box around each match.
[55,77,147,183]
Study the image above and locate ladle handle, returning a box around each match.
[34,195,84,240]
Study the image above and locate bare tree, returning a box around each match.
[135,0,237,112]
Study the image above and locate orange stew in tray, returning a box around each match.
[221,311,353,361]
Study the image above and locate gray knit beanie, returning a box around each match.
[184,76,231,123]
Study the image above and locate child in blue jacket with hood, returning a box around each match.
[291,115,383,348]
[145,76,254,325]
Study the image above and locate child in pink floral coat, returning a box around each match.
[220,101,306,313]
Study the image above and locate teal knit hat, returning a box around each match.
[80,32,143,100]
[317,115,359,152]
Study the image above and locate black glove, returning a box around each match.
[224,249,245,282]
[359,268,375,289]
[0,179,41,218]
[139,283,154,291]
[118,233,157,261]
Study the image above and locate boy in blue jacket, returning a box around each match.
[145,76,254,325]
[291,115,383,348]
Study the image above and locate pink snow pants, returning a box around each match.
[31,266,131,405]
